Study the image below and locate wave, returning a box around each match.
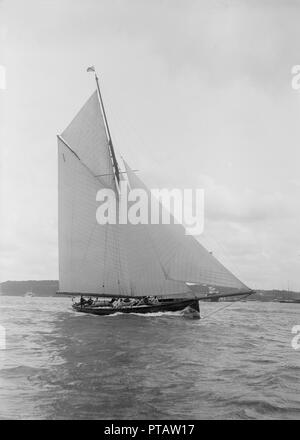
[1,296,299,420]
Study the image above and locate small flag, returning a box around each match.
[87,66,95,73]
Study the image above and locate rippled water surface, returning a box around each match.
[0,296,299,419]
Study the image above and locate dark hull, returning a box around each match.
[72,298,199,316]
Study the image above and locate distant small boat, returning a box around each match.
[24,292,34,297]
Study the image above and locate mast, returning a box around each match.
[88,67,120,186]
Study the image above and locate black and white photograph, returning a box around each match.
[0,0,299,422]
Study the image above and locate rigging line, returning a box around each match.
[141,222,171,280]
[70,180,75,280]
[58,135,114,190]
[116,229,122,295]
[95,170,139,177]
[141,221,189,295]
[200,293,252,320]
[94,73,120,186]
[123,167,173,285]
[151,220,183,270]
[117,227,125,295]
[111,218,123,295]
[106,102,138,152]
[77,221,99,279]
[109,98,153,158]
[130,173,182,273]
[200,232,243,282]
[185,234,245,286]
[103,220,109,293]
[162,262,246,286]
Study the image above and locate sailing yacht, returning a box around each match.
[57,67,252,317]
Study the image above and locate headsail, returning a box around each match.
[123,161,250,296]
[119,222,192,298]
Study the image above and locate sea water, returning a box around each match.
[0,296,299,419]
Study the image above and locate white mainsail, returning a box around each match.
[58,137,130,295]
[58,87,250,298]
[62,91,115,190]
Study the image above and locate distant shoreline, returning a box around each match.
[0,280,58,297]
[0,280,299,302]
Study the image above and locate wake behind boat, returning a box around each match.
[57,67,252,317]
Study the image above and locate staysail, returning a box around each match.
[123,161,250,296]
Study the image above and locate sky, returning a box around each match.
[0,0,300,290]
